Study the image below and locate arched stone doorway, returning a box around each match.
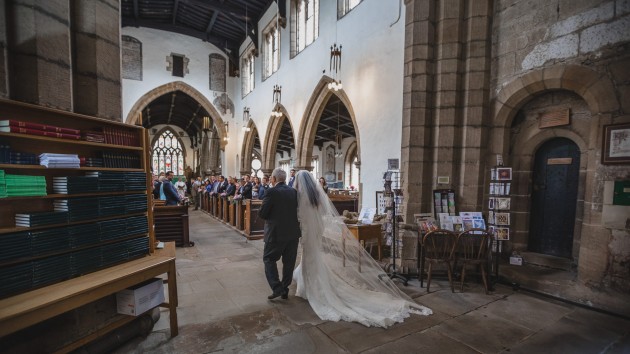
[491,65,620,280]
[529,137,581,259]
[262,104,296,174]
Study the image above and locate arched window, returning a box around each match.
[152,129,185,175]
[345,142,359,189]
[251,151,263,178]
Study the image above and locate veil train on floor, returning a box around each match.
[292,171,431,328]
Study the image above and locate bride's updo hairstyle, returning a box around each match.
[295,170,320,208]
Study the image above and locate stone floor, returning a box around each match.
[115,210,630,353]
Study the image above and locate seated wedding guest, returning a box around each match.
[319,177,329,194]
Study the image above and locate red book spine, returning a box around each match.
[3,126,48,137]
[2,120,80,135]
[3,126,81,140]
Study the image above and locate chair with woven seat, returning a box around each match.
[455,229,491,294]
[421,229,457,293]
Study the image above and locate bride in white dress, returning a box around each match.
[292,171,432,328]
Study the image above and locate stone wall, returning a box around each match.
[403,0,630,314]
[71,0,121,119]
[3,0,121,120]
[6,0,73,110]
[489,0,630,308]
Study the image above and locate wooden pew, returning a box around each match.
[153,205,191,247]
[244,199,265,240]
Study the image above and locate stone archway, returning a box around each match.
[240,119,261,175]
[491,65,620,160]
[125,81,228,149]
[296,76,361,171]
[491,65,620,282]
[262,104,295,173]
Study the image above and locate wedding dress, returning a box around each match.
[292,171,432,328]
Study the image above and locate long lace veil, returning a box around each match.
[293,171,431,322]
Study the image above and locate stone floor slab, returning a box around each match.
[433,309,534,353]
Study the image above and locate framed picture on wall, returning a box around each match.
[496,167,512,181]
[603,123,630,164]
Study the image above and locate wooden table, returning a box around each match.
[344,223,383,272]
[0,246,178,351]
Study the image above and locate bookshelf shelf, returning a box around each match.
[0,132,143,150]
[0,211,147,235]
[0,233,149,268]
[0,164,144,172]
[0,190,146,201]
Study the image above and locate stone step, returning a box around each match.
[520,252,573,271]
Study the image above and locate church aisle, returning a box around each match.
[114,209,630,353]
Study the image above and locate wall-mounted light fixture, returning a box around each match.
[202,116,211,131]
[328,43,342,91]
[271,85,283,118]
[242,107,251,131]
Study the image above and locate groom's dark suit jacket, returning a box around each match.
[259,182,301,243]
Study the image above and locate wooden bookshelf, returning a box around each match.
[0,99,178,347]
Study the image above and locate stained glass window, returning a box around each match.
[152,129,185,175]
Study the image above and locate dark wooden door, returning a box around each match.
[528,138,580,258]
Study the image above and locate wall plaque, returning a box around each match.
[547,158,572,165]
[539,109,570,128]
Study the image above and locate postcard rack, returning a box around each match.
[488,164,512,282]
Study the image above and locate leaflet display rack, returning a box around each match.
[382,171,407,285]
[433,188,456,219]
[487,165,512,281]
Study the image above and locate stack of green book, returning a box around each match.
[0,170,7,198]
[4,173,47,197]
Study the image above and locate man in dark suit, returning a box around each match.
[162,171,181,206]
[259,168,301,300]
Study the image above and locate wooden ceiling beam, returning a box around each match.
[172,0,180,24]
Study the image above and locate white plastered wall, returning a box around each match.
[122,0,405,208]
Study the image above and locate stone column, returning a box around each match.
[200,131,211,175]
[6,0,72,109]
[71,0,121,120]
[401,0,437,222]
[401,0,493,221]
[208,130,221,174]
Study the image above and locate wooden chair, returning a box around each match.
[421,229,457,293]
[455,229,491,294]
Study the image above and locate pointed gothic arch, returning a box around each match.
[296,76,360,171]
[262,104,296,172]
[125,81,229,149]
[240,119,262,175]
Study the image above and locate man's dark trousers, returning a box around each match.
[263,239,299,295]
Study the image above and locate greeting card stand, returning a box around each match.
[487,165,512,286]
[383,171,408,285]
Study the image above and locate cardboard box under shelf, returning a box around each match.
[116,278,164,316]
